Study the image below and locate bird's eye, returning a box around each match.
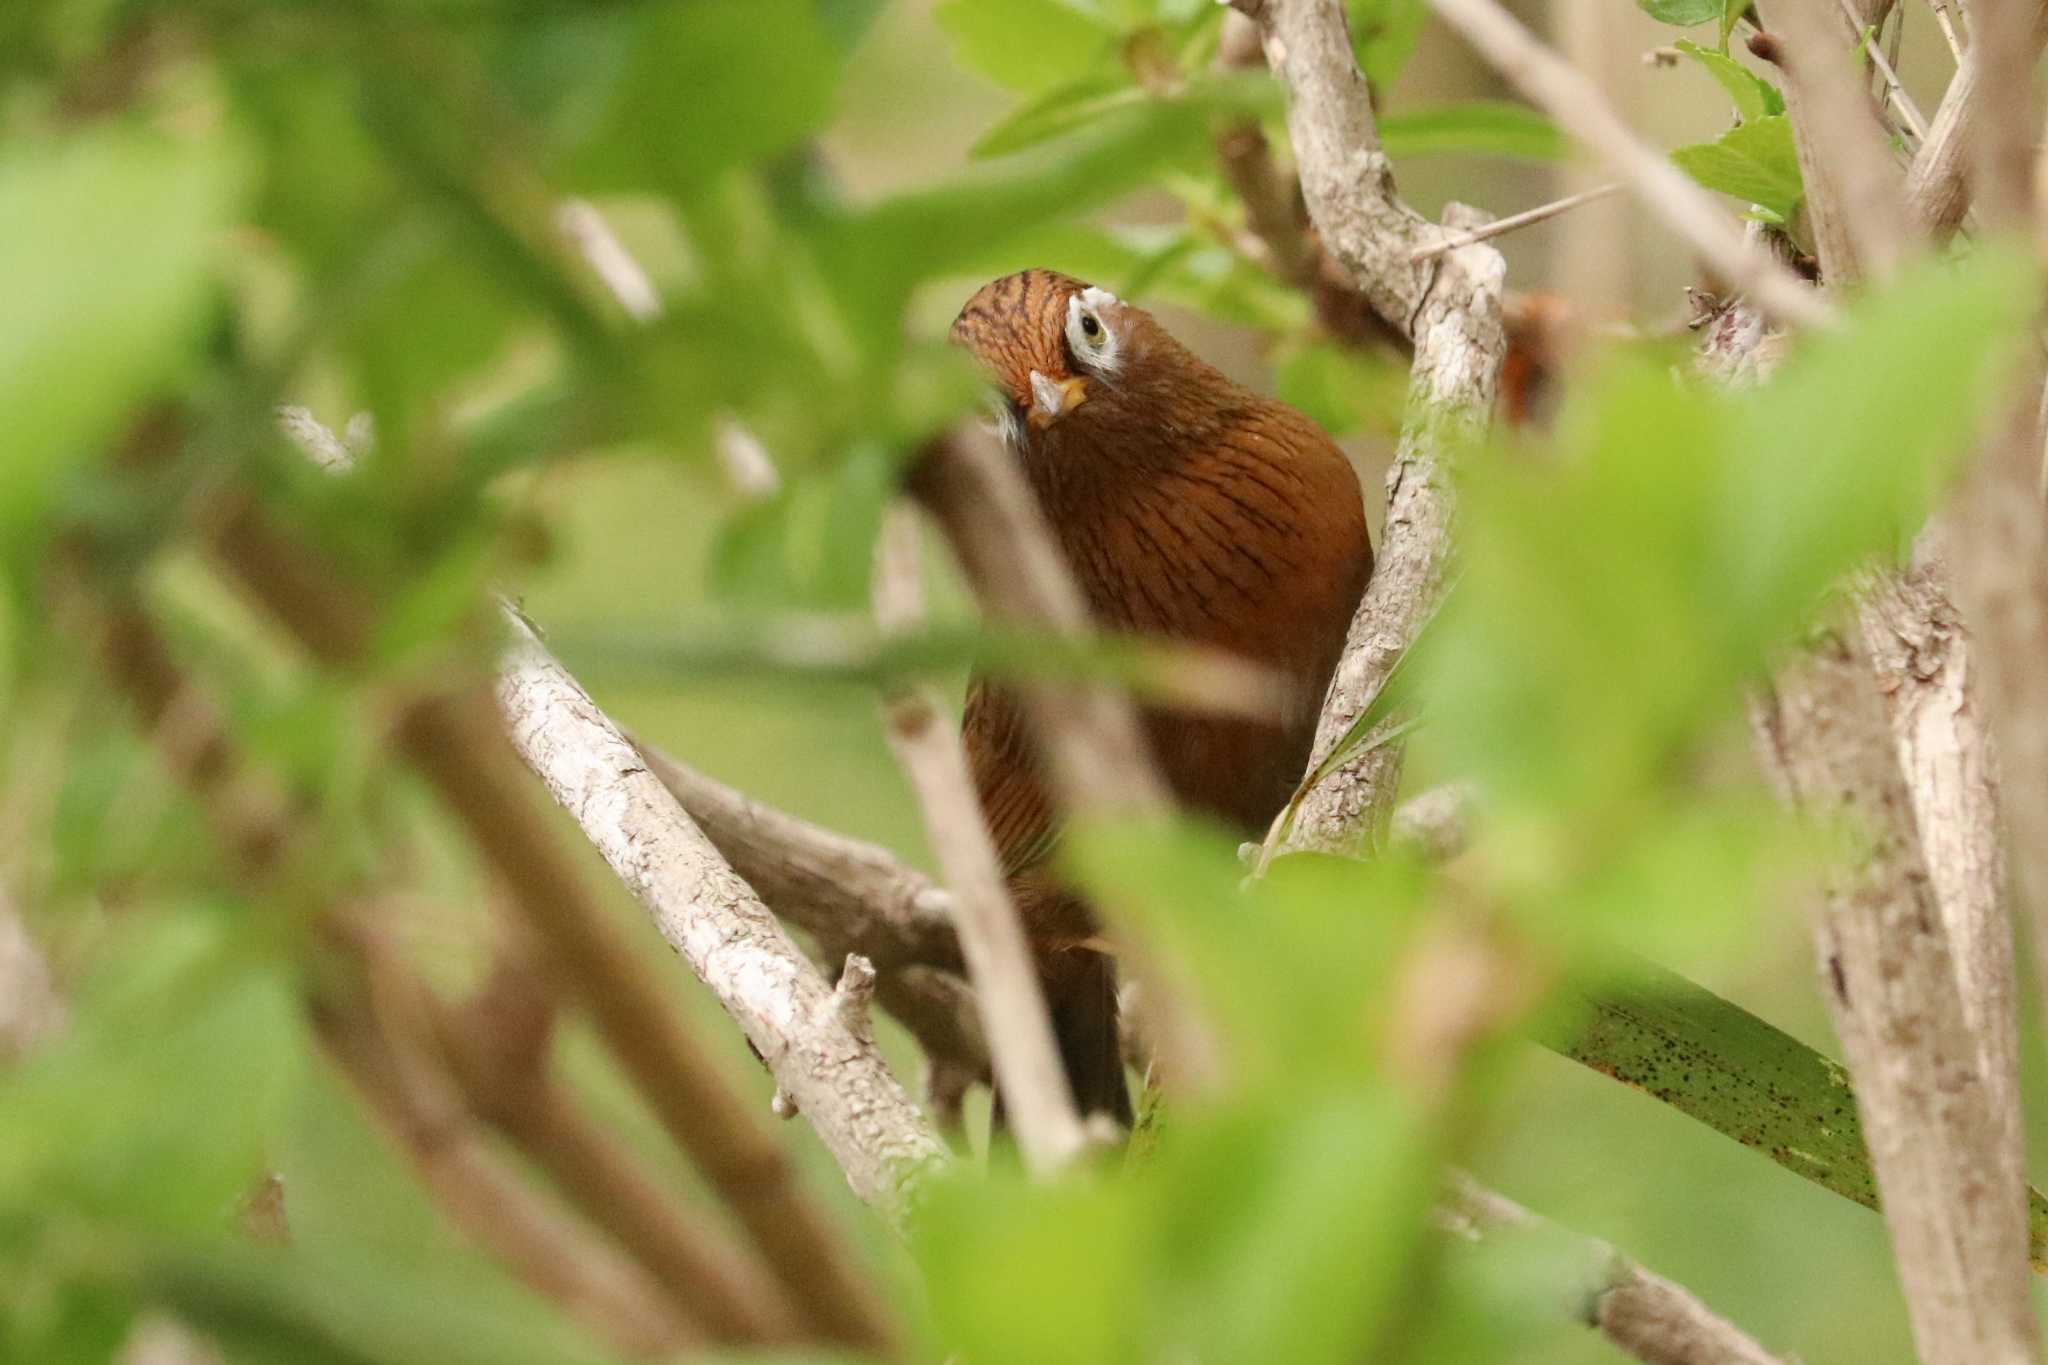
[1065,291,1121,374]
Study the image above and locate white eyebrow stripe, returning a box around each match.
[1079,286,1119,310]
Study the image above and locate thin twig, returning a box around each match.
[269,406,947,1225]
[873,505,1090,1172]
[1442,1175,1791,1365]
[205,470,910,1351]
[630,740,960,968]
[0,887,65,1063]
[556,199,661,322]
[313,979,696,1357]
[1234,0,1507,853]
[1756,0,1907,283]
[67,563,696,1357]
[1425,0,1829,328]
[1837,0,1929,142]
[1904,0,2048,236]
[1928,0,1969,61]
[423,948,806,1347]
[1409,183,1624,262]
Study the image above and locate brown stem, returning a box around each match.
[311,969,695,1357]
[202,495,900,1354]
[415,949,807,1346]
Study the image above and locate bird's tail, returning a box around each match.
[988,947,1132,1135]
[1043,946,1132,1130]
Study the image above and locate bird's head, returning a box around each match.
[950,269,1135,445]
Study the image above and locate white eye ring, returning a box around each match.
[1065,288,1121,375]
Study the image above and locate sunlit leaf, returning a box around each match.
[1637,0,1726,26]
[1673,38,1784,123]
[1671,115,1802,219]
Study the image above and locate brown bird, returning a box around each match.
[938,269,1372,1125]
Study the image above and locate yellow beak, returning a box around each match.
[1025,370,1089,430]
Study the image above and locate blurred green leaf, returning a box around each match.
[0,126,244,559]
[915,1092,1439,1365]
[233,56,396,273]
[1671,115,1802,219]
[1273,339,1408,438]
[814,0,891,52]
[915,1169,1143,1365]
[1637,0,1726,26]
[935,0,1121,95]
[0,913,300,1238]
[154,1242,626,1365]
[1065,818,1425,1085]
[708,445,893,611]
[1423,246,2033,822]
[1348,0,1429,88]
[1673,39,1784,122]
[1153,1095,1438,1365]
[971,75,1146,158]
[565,0,840,202]
[822,89,1264,342]
[1379,101,1565,162]
[1713,248,2035,631]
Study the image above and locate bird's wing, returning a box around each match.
[960,677,1061,880]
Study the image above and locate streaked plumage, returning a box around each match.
[945,269,1373,1123]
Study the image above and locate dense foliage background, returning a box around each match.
[1,1,2038,1362]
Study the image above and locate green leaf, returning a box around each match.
[821,90,1254,336]
[1714,245,2038,629]
[1637,0,1726,26]
[1348,0,1430,88]
[1379,101,1565,162]
[814,0,890,51]
[0,913,301,1237]
[1673,39,1785,122]
[1671,114,1802,219]
[1272,340,1407,438]
[971,75,1146,159]
[1065,818,1426,1085]
[935,0,1121,95]
[1537,953,2048,1265]
[153,1243,626,1365]
[915,1170,1144,1365]
[0,127,244,556]
[707,444,894,611]
[1148,1095,1439,1365]
[566,0,840,200]
[1419,244,2033,850]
